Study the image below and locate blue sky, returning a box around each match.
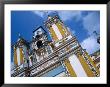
[11,10,100,62]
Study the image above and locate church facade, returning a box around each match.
[11,14,100,77]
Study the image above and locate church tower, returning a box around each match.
[44,15,72,47]
[44,14,100,77]
[11,35,30,77]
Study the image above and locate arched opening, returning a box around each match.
[37,40,43,48]
[36,35,40,39]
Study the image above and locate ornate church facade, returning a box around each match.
[11,14,100,77]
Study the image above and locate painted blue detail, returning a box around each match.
[23,46,28,59]
[42,65,65,77]
[23,46,29,67]
[53,71,64,77]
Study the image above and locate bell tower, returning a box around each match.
[32,26,48,50]
[31,26,53,63]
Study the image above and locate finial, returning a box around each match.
[48,15,51,19]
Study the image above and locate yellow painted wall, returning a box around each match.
[14,48,18,66]
[84,51,100,76]
[49,27,58,41]
[20,48,24,64]
[56,23,65,37]
[64,59,77,77]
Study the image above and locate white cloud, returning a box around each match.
[32,10,55,18]
[82,12,100,35]
[81,36,99,54]
[32,11,82,22]
[57,11,82,21]
[81,12,100,54]
[32,11,46,18]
